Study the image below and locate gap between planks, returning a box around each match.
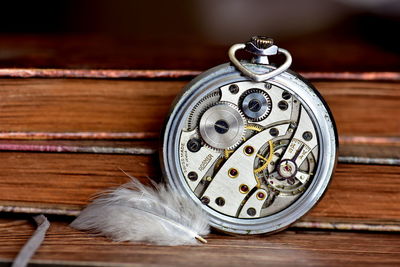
[0,137,398,165]
[1,219,400,266]
[0,69,399,81]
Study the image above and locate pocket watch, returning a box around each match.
[161,36,337,234]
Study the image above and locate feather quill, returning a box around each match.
[70,174,210,246]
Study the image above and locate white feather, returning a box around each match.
[70,175,210,246]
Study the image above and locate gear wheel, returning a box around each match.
[239,89,272,122]
[185,91,221,131]
[199,102,246,150]
[256,139,313,195]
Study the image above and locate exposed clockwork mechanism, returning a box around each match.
[177,81,319,219]
[161,37,337,235]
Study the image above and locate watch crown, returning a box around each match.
[251,36,274,49]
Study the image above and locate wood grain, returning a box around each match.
[1,68,400,81]
[0,219,399,266]
[0,151,398,225]
[0,79,399,138]
[319,81,400,138]
[0,79,181,133]
[307,163,400,221]
[0,152,159,208]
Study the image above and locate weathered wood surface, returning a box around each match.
[0,148,398,227]
[0,153,159,210]
[0,76,399,227]
[1,69,399,81]
[0,33,399,267]
[0,79,399,139]
[0,219,399,266]
[0,140,399,164]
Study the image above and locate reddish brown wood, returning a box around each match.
[0,79,184,133]
[302,72,400,81]
[309,163,400,221]
[0,151,398,225]
[0,219,399,266]
[0,68,399,81]
[0,152,159,207]
[0,79,398,139]
[319,81,400,138]
[340,136,400,146]
[0,35,398,266]
[0,140,157,154]
[0,140,399,166]
[0,68,201,79]
[0,132,158,140]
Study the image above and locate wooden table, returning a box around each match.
[0,35,399,266]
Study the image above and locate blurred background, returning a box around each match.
[0,0,399,71]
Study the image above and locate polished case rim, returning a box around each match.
[160,63,338,235]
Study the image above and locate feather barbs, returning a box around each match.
[70,174,210,246]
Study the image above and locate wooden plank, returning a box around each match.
[0,151,398,226]
[0,79,399,138]
[0,140,157,155]
[339,143,400,165]
[1,69,400,81]
[0,79,183,133]
[0,152,159,209]
[319,81,400,138]
[307,163,400,221]
[0,219,399,266]
[0,140,399,166]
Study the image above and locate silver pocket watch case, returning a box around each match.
[161,37,338,234]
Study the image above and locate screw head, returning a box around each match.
[187,171,198,181]
[248,99,262,112]
[229,84,239,94]
[214,120,229,134]
[303,131,313,141]
[282,91,291,100]
[278,101,288,111]
[215,197,225,206]
[187,138,201,152]
[201,196,210,205]
[269,128,279,137]
[247,207,257,216]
